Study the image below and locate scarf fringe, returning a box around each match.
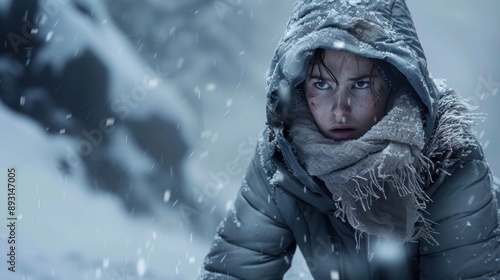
[283,81,479,249]
[334,148,439,249]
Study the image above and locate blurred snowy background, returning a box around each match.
[0,0,498,279]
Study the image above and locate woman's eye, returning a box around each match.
[353,81,370,89]
[314,81,331,90]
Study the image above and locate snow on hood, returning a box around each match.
[265,0,439,140]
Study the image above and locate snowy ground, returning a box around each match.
[0,1,498,279]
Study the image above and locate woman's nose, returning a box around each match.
[330,88,351,117]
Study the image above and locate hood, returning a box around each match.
[265,0,439,141]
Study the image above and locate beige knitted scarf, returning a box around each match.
[288,93,436,245]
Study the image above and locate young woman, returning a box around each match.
[201,0,500,279]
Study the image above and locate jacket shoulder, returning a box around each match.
[421,137,500,278]
[202,129,298,279]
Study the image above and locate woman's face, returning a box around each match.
[305,49,389,141]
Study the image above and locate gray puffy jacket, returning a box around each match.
[201,0,500,278]
[202,124,499,279]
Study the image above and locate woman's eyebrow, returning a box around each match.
[309,74,334,81]
[349,74,374,81]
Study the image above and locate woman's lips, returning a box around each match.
[329,127,355,140]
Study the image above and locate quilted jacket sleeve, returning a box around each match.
[200,139,296,279]
[419,143,500,279]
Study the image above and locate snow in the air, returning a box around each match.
[0,0,498,279]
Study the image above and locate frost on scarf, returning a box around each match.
[425,81,483,174]
[287,82,482,247]
[289,92,437,247]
